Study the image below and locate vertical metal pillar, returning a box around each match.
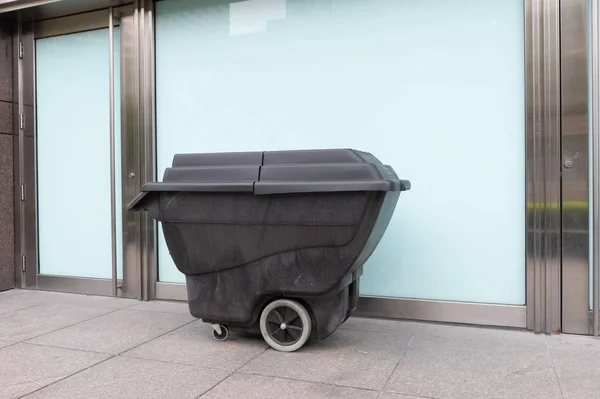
[109,7,118,297]
[526,0,562,334]
[592,0,600,337]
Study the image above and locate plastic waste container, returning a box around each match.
[127,149,410,352]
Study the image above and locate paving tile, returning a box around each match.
[23,355,229,399]
[0,290,136,313]
[240,328,413,391]
[0,291,45,316]
[27,309,194,354]
[385,335,561,399]
[123,320,268,371]
[545,333,600,352]
[340,317,424,335]
[0,343,109,399]
[419,323,546,348]
[129,300,190,314]
[17,290,138,310]
[43,292,138,309]
[549,346,600,399]
[202,373,379,399]
[380,394,437,399]
[0,303,114,342]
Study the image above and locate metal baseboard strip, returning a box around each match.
[37,275,115,297]
[153,282,526,329]
[355,296,527,329]
[155,281,187,301]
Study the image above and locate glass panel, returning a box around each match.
[36,28,122,279]
[155,0,526,305]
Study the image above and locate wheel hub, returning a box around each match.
[265,306,303,346]
[260,299,312,352]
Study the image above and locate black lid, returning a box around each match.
[138,149,410,195]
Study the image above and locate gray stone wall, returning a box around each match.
[0,22,15,292]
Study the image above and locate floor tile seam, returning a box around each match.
[409,331,547,349]
[0,303,44,318]
[12,299,134,313]
[0,340,20,351]
[18,340,115,356]
[116,352,234,371]
[115,318,198,356]
[235,370,382,395]
[197,346,271,398]
[64,302,172,312]
[377,335,416,399]
[125,307,191,315]
[10,291,141,310]
[544,337,566,399]
[382,393,439,399]
[39,303,140,312]
[19,308,121,344]
[86,301,140,311]
[17,354,116,399]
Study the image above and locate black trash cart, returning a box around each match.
[127,149,410,352]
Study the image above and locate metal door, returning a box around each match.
[15,6,142,298]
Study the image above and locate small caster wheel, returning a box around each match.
[211,324,229,342]
[260,299,311,352]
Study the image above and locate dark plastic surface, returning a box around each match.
[127,149,407,211]
[127,149,409,342]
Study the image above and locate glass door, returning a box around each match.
[28,6,140,298]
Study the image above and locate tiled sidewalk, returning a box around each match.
[0,289,599,399]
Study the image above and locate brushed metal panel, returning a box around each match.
[355,297,527,329]
[23,135,36,287]
[592,0,600,337]
[155,282,187,302]
[21,23,33,107]
[37,274,115,296]
[33,4,134,39]
[1,0,133,21]
[525,0,562,334]
[139,0,155,301]
[119,4,142,299]
[561,0,591,335]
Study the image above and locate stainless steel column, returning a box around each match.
[592,0,600,337]
[109,7,118,297]
[526,0,562,334]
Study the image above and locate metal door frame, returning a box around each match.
[14,4,144,299]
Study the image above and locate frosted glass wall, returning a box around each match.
[37,28,122,279]
[155,0,526,305]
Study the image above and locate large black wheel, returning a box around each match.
[259,299,311,352]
